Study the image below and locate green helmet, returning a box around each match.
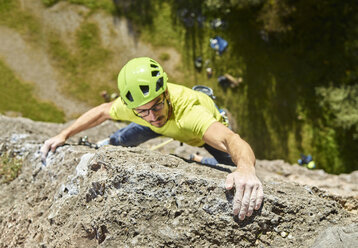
[118,57,168,109]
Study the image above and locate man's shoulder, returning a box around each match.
[167,82,190,91]
[109,97,135,120]
[167,82,198,100]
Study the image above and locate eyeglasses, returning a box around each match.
[133,97,165,117]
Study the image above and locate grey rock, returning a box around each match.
[311,224,358,248]
[0,115,357,248]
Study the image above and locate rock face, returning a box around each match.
[0,115,357,247]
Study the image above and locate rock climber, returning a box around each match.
[40,57,264,220]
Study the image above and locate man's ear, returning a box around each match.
[164,89,171,108]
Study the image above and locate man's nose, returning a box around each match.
[147,109,158,120]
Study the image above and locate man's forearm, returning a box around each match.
[226,134,256,170]
[60,103,112,140]
[203,122,256,170]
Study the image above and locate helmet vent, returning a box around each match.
[156,77,164,91]
[140,85,149,96]
[126,91,134,102]
[150,63,159,68]
[152,70,160,77]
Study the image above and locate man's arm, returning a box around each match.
[203,121,264,220]
[40,102,113,164]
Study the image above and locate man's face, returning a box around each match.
[134,94,169,127]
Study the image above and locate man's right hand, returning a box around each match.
[40,134,66,165]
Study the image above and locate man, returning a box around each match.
[41,57,263,220]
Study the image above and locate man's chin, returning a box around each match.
[151,121,165,127]
[150,117,166,127]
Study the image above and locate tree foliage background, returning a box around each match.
[112,0,358,174]
[17,0,356,174]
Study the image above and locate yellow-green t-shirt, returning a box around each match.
[109,83,225,146]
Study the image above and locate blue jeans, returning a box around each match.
[109,122,235,166]
[109,122,161,146]
[202,144,235,166]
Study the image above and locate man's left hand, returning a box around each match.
[225,168,264,220]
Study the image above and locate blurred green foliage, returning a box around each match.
[113,0,358,173]
[1,0,357,173]
[0,60,65,122]
[42,0,60,7]
[41,0,114,11]
[47,22,114,105]
[0,0,42,42]
[0,152,22,184]
[317,85,358,137]
[159,53,171,61]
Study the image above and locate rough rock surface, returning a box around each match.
[0,115,357,247]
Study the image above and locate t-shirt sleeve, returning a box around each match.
[109,98,122,120]
[178,105,218,138]
[109,97,134,120]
